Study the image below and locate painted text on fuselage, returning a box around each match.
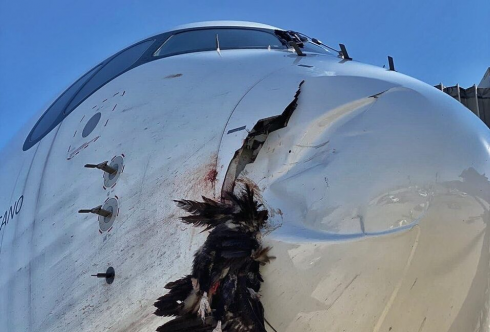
[0,195,24,231]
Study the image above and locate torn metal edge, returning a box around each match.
[220,80,305,198]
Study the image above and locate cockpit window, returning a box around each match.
[29,64,102,144]
[23,39,155,151]
[154,29,286,57]
[64,39,155,115]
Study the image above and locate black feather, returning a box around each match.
[155,185,273,332]
[156,315,216,332]
[154,275,195,317]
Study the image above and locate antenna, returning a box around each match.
[339,44,352,60]
[388,56,395,71]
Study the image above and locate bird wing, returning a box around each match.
[157,185,272,332]
[192,224,256,292]
[156,314,217,332]
[174,199,235,231]
[224,275,267,332]
[154,275,200,317]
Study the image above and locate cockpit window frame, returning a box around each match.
[23,26,334,151]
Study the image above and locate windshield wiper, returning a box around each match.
[274,30,305,56]
[294,31,352,60]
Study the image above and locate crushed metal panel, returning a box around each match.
[216,75,399,197]
[238,76,490,330]
[215,71,307,197]
[235,76,400,237]
[238,76,488,239]
[220,83,303,195]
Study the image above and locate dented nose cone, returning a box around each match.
[243,76,490,331]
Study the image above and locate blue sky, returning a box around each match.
[0,0,489,151]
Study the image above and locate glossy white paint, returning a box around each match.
[0,22,489,332]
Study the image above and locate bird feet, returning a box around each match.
[212,320,222,332]
[198,292,211,322]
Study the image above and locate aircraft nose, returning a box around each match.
[244,76,490,331]
[236,76,490,239]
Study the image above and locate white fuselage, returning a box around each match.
[1,22,490,332]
